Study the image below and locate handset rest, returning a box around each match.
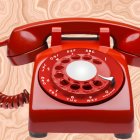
[6,18,140,65]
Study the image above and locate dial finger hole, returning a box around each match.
[82,84,92,90]
[71,55,80,60]
[82,55,92,60]
[55,65,64,70]
[93,80,102,86]
[93,59,102,64]
[60,79,69,85]
[54,72,64,78]
[61,58,70,63]
[70,84,80,90]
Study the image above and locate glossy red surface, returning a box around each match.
[51,27,62,46]
[99,27,110,47]
[0,18,137,135]
[4,18,140,66]
[8,44,47,65]
[38,48,124,105]
[29,40,134,134]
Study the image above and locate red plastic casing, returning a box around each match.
[3,18,136,134]
[29,40,134,134]
[6,18,140,66]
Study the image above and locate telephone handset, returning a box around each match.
[0,18,140,139]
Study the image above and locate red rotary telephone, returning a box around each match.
[0,18,140,139]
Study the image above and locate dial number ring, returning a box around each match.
[38,48,124,105]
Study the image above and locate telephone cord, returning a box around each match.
[0,89,30,109]
[0,39,9,47]
[0,40,30,109]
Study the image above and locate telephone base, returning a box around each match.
[114,133,132,139]
[29,131,47,138]
[29,40,134,138]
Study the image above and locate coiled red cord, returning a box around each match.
[0,89,29,109]
[0,40,30,109]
